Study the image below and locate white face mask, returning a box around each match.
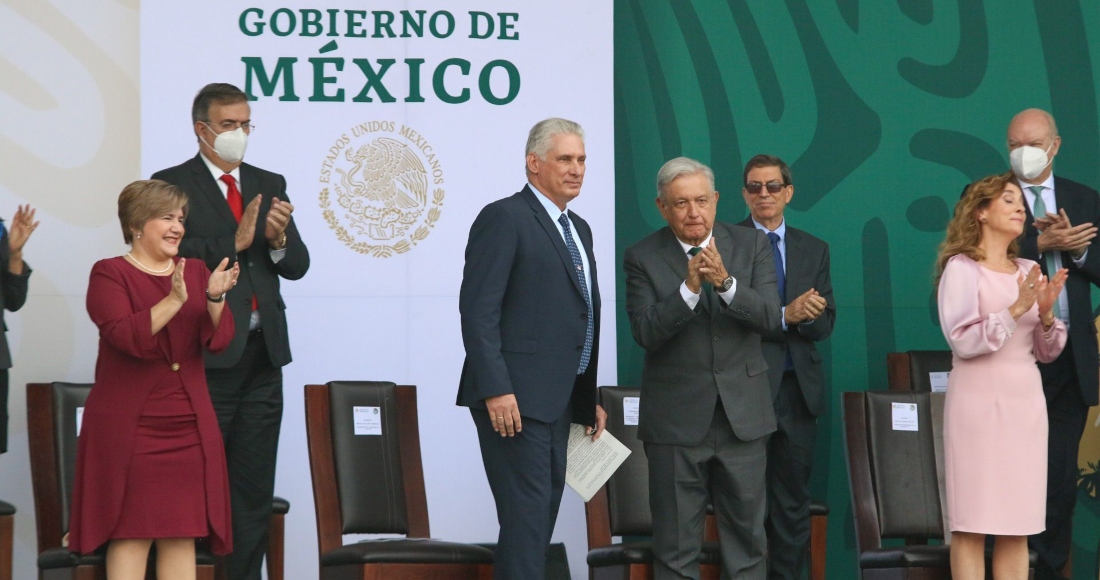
[1009,143,1053,181]
[202,124,248,164]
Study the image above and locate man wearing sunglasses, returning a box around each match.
[624,156,780,579]
[737,154,834,580]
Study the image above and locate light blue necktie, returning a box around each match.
[1030,185,1061,319]
[558,213,593,375]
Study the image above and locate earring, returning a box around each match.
[136,233,141,239]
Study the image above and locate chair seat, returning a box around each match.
[860,544,1039,569]
[272,496,290,515]
[809,501,828,516]
[587,541,722,568]
[39,545,217,570]
[0,500,13,516]
[321,538,495,567]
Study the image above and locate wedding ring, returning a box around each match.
[1029,284,1034,289]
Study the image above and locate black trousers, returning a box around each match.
[765,371,817,580]
[206,330,283,580]
[0,368,8,454]
[1030,346,1089,580]
[472,404,572,580]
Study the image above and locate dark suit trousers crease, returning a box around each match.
[472,402,572,580]
[1031,346,1088,580]
[765,371,816,580]
[646,401,768,580]
[0,369,7,454]
[207,331,283,580]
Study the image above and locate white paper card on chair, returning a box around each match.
[353,406,382,435]
[891,402,919,431]
[929,372,949,393]
[622,397,640,426]
[76,407,84,436]
[565,424,631,502]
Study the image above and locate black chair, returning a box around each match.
[887,351,953,392]
[27,382,217,580]
[585,386,722,580]
[304,381,494,579]
[843,390,1037,579]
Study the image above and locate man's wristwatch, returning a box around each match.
[716,275,734,293]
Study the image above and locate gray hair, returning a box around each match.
[525,118,585,161]
[656,157,715,200]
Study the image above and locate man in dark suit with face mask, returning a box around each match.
[152,82,309,580]
[963,108,1099,579]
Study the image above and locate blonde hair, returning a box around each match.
[934,171,1019,285]
[117,180,189,244]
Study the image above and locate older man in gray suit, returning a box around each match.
[624,157,780,579]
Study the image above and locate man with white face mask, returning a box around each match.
[991,108,1099,580]
[152,82,310,580]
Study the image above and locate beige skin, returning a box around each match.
[741,166,826,324]
[656,172,731,295]
[1007,109,1097,257]
[7,204,38,275]
[950,184,1066,580]
[483,133,606,441]
[195,101,293,253]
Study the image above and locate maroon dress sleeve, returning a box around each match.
[86,260,164,360]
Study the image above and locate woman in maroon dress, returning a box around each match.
[70,180,239,579]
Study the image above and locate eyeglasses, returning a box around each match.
[206,121,255,132]
[744,181,788,194]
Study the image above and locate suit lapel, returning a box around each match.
[659,228,708,313]
[521,187,585,299]
[188,155,239,226]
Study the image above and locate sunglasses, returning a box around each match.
[744,181,788,194]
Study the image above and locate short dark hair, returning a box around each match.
[191,83,249,124]
[742,154,792,186]
[117,180,189,244]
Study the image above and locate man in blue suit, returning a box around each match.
[458,117,606,580]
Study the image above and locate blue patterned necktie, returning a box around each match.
[558,213,593,374]
[768,232,794,370]
[1029,185,1061,319]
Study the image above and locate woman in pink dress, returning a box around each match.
[70,180,239,580]
[935,171,1068,580]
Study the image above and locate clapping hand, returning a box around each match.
[785,289,827,325]
[1036,266,1068,327]
[170,258,188,305]
[1035,208,1096,257]
[265,197,294,247]
[207,258,240,299]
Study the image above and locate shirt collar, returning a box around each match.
[529,182,568,221]
[1018,172,1055,192]
[199,151,241,184]
[675,232,713,255]
[750,217,786,240]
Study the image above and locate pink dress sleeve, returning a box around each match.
[1033,318,1067,363]
[86,260,164,360]
[937,255,1017,359]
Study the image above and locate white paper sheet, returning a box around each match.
[565,424,631,502]
[353,406,382,435]
[891,402,919,431]
[929,371,949,393]
[622,397,640,426]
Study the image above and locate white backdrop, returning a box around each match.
[139,2,616,579]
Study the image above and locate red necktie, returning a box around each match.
[220,174,244,222]
[219,174,258,311]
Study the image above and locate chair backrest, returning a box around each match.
[887,351,953,392]
[304,382,430,556]
[598,386,651,537]
[843,391,943,556]
[26,382,92,554]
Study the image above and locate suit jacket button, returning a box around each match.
[576,345,583,351]
[171,363,180,371]
[713,336,720,342]
[714,368,721,374]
